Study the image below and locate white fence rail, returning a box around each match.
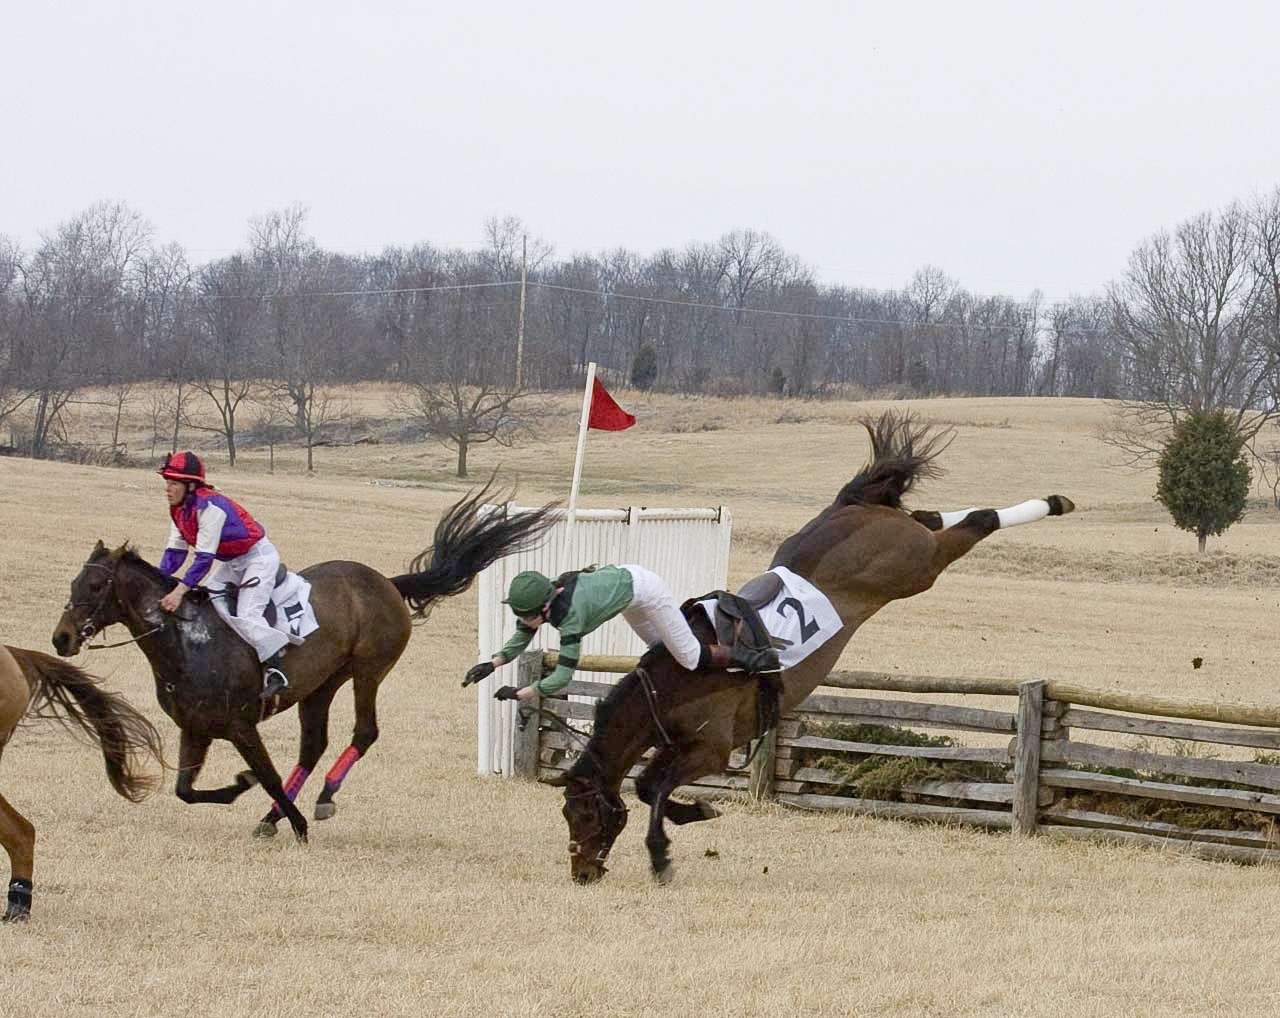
[475,505,732,775]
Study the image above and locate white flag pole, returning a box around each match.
[565,361,596,565]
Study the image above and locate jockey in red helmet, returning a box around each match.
[156,451,290,700]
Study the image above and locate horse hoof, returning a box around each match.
[253,820,278,839]
[652,863,675,885]
[236,770,260,792]
[695,799,721,821]
[1046,495,1075,516]
[314,802,336,821]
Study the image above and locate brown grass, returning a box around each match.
[4,392,1280,1016]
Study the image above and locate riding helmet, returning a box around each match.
[158,451,208,484]
[504,571,555,615]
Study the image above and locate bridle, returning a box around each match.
[563,773,628,871]
[531,665,683,873]
[64,559,163,650]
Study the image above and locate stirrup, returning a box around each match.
[261,667,289,700]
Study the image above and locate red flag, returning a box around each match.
[587,377,636,431]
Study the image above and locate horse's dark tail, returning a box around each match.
[391,480,561,617]
[7,646,163,803]
[834,411,953,509]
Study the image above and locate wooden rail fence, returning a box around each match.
[511,652,1280,865]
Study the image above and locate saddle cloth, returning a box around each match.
[269,570,320,645]
[696,566,842,670]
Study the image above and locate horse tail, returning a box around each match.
[834,411,953,509]
[390,480,561,617]
[7,646,163,803]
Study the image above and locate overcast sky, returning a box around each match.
[5,1,1279,305]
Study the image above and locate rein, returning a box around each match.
[69,558,166,651]
[86,625,164,650]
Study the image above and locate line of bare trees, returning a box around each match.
[5,192,1280,472]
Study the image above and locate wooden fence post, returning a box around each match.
[511,651,543,779]
[1012,679,1046,836]
[748,728,778,801]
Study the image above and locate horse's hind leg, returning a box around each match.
[926,496,1075,571]
[314,673,383,822]
[0,791,34,922]
[916,496,1075,534]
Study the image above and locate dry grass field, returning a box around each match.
[4,390,1280,1016]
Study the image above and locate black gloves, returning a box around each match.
[493,686,520,701]
[462,661,496,687]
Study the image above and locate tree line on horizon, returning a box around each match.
[2,191,1280,476]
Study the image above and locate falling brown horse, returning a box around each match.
[52,484,558,843]
[552,411,1076,883]
[1,642,163,921]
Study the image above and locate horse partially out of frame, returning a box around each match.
[1,643,163,922]
[52,484,558,844]
[552,411,1075,883]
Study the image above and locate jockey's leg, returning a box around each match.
[621,565,702,671]
[219,541,290,697]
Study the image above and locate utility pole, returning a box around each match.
[515,234,527,389]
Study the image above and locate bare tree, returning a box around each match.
[393,378,539,478]
[252,397,294,473]
[266,381,350,473]
[12,202,152,456]
[193,254,262,465]
[1107,203,1278,464]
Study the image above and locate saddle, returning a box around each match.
[685,573,791,744]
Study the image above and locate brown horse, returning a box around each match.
[1,643,163,921]
[552,411,1076,883]
[52,484,558,843]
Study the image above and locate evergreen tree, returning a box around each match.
[630,344,658,391]
[1155,408,1251,553]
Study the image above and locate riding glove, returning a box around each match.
[493,685,520,701]
[462,661,496,687]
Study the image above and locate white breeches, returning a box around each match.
[208,537,290,661]
[619,564,703,671]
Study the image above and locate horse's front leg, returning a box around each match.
[174,728,260,805]
[636,749,720,826]
[641,762,678,884]
[230,727,309,844]
[255,689,336,838]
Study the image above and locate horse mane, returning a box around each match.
[112,543,168,580]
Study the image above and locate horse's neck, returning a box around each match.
[584,671,708,786]
[116,562,186,657]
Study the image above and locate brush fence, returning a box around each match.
[512,652,1280,864]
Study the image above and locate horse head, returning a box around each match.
[52,541,133,656]
[549,769,628,884]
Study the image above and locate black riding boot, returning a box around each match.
[701,643,781,674]
[261,651,290,700]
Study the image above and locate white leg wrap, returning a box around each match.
[995,499,1050,528]
[938,509,980,530]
